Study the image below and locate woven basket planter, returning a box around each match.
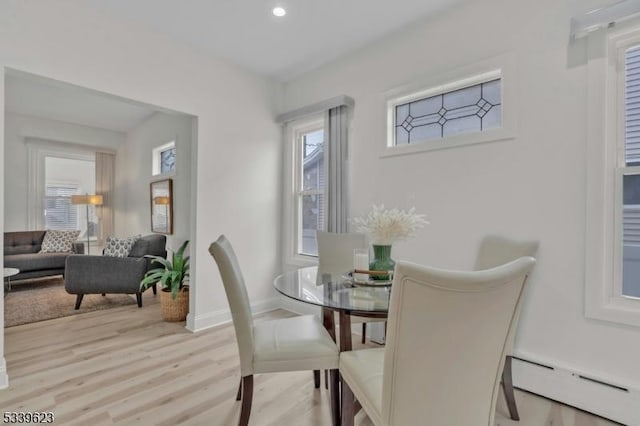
[160,287,189,322]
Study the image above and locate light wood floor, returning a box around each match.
[1,295,620,426]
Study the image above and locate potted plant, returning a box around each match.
[140,240,190,322]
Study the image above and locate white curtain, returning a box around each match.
[95,152,115,240]
[325,105,349,233]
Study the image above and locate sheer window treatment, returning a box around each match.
[95,152,115,241]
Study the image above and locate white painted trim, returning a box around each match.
[585,23,640,327]
[186,297,280,332]
[512,355,639,425]
[281,115,325,268]
[381,52,517,158]
[0,358,7,389]
[26,138,99,231]
[276,95,354,124]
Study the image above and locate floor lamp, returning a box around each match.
[71,194,103,255]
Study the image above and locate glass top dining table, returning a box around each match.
[273,266,391,351]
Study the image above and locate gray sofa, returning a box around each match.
[65,234,167,309]
[4,230,84,280]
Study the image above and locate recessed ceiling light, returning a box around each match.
[272,7,286,17]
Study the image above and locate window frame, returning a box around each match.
[282,114,326,267]
[382,53,516,158]
[152,140,176,177]
[586,24,640,327]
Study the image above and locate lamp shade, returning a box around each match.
[71,194,103,205]
[153,196,170,205]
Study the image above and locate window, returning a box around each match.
[152,141,176,176]
[619,45,640,299]
[586,26,640,326]
[294,125,325,257]
[383,57,516,157]
[44,184,78,230]
[392,78,501,145]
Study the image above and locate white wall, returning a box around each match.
[282,0,640,407]
[118,112,192,250]
[0,0,282,389]
[3,112,125,231]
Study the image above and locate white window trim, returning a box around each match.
[282,115,324,268]
[26,139,97,231]
[381,52,517,158]
[586,23,640,327]
[152,139,176,177]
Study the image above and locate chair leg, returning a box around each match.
[235,377,242,401]
[74,294,84,310]
[361,323,367,344]
[324,369,328,390]
[152,283,157,295]
[341,375,356,426]
[329,369,340,426]
[239,375,253,426]
[313,370,320,388]
[136,293,143,308]
[502,355,520,421]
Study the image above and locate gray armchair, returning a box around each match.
[65,234,167,309]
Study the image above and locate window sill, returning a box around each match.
[381,127,515,158]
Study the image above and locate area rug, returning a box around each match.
[4,277,137,327]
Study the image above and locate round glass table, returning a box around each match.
[273,266,391,351]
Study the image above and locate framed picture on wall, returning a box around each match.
[150,178,173,234]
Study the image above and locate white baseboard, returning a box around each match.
[513,354,638,425]
[187,297,280,332]
[0,357,8,389]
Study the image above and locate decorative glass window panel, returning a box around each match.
[152,141,176,176]
[394,79,502,146]
[296,128,325,256]
[160,147,176,174]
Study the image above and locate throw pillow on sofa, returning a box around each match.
[39,229,81,253]
[103,235,142,257]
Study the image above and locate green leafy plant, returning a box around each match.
[140,240,190,300]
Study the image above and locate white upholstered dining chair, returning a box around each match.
[474,235,539,421]
[209,235,340,426]
[316,231,385,345]
[339,256,536,426]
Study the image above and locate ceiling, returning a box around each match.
[5,72,157,133]
[85,0,467,81]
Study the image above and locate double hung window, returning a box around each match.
[293,122,325,257]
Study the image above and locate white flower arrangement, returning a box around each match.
[351,204,429,245]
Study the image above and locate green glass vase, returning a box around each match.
[369,244,395,281]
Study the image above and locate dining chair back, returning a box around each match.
[381,257,536,425]
[475,235,539,270]
[210,235,341,426]
[209,234,255,376]
[316,231,367,278]
[474,235,539,421]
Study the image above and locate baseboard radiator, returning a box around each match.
[512,356,639,425]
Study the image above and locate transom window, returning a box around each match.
[152,141,176,176]
[392,78,502,146]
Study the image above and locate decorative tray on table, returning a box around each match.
[342,270,392,287]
